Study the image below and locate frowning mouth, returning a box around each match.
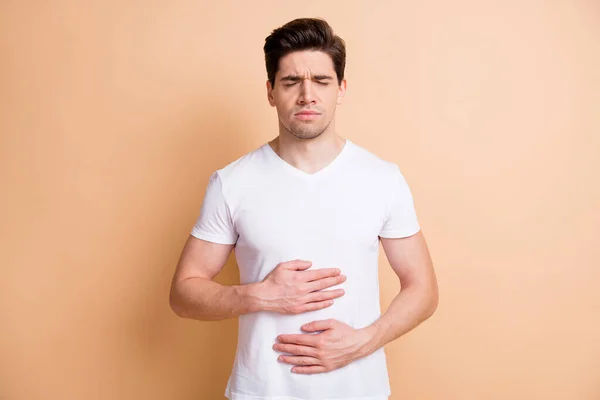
[295,111,321,115]
[295,110,321,120]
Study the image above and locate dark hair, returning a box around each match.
[263,18,346,87]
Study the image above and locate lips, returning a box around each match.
[294,111,321,121]
[295,111,321,116]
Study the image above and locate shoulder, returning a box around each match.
[346,140,402,180]
[211,143,270,195]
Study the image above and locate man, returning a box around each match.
[170,17,438,400]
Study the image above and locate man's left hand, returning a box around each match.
[273,318,375,374]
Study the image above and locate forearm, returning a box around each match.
[361,283,438,355]
[170,277,265,321]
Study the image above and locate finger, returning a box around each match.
[301,318,335,332]
[278,356,322,367]
[277,333,319,347]
[303,274,346,292]
[301,268,340,282]
[301,289,345,303]
[273,343,319,358]
[285,260,312,271]
[291,365,328,374]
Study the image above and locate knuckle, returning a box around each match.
[294,289,305,298]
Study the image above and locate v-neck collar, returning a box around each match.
[263,138,352,180]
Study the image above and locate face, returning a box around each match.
[267,50,346,140]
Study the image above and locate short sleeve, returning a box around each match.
[190,172,238,245]
[379,164,421,238]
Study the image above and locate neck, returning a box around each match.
[269,127,346,175]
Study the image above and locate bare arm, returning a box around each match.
[269,230,438,374]
[362,230,439,354]
[169,235,347,321]
[169,235,258,320]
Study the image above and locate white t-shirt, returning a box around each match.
[191,138,420,400]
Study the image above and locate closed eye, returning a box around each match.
[283,81,329,87]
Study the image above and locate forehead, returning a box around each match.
[277,50,335,76]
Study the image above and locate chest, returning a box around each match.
[232,179,386,256]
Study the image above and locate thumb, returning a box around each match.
[287,260,312,271]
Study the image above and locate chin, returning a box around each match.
[291,130,325,140]
[288,124,328,140]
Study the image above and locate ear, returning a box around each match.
[336,79,347,105]
[266,80,276,107]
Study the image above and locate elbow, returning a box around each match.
[169,284,189,319]
[426,292,438,319]
[407,279,438,320]
[402,277,439,320]
[424,282,439,319]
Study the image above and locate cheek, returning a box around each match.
[274,99,292,114]
[322,92,339,112]
[323,87,340,101]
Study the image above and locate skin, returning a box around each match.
[169,49,438,377]
[265,50,439,374]
[266,50,348,175]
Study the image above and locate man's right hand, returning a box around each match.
[253,259,346,314]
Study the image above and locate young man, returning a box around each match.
[170,18,438,400]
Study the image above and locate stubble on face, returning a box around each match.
[280,113,333,140]
[269,51,344,142]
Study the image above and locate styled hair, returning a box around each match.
[263,18,346,87]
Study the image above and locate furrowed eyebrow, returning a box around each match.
[279,74,334,82]
[312,75,333,80]
[280,75,302,82]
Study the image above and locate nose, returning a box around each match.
[297,79,316,105]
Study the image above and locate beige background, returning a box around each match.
[1,1,599,399]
